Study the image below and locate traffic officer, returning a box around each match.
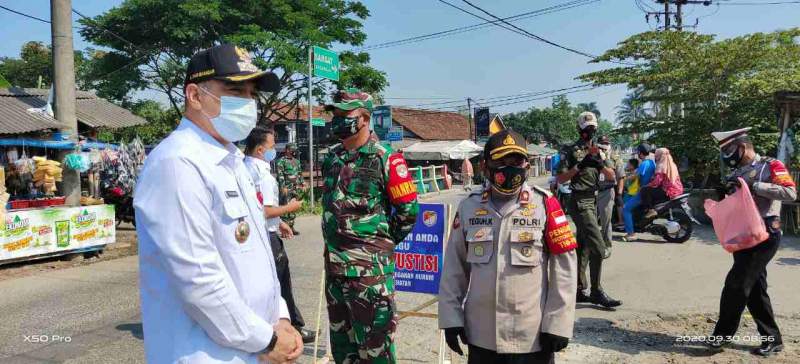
[277,143,305,235]
[321,89,419,363]
[244,126,316,344]
[596,136,622,259]
[556,111,622,308]
[134,44,302,363]
[708,127,794,357]
[439,129,578,364]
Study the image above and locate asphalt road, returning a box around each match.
[1,179,798,363]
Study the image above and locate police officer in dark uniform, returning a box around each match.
[708,127,795,357]
[556,112,622,308]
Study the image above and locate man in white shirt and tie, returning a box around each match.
[134,44,302,363]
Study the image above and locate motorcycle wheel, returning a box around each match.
[662,208,693,244]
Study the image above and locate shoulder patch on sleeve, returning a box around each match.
[387,153,417,204]
[544,196,577,255]
[769,159,795,187]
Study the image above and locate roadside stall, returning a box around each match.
[402,140,483,191]
[0,87,146,264]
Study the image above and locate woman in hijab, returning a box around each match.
[641,148,684,219]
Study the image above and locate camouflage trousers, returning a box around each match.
[279,186,299,228]
[325,274,397,364]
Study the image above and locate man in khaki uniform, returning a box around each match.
[439,130,578,364]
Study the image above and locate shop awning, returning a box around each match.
[402,140,483,161]
[0,138,118,150]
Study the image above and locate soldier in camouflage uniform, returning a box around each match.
[321,89,419,364]
[277,142,305,234]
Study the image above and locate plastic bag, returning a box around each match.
[704,178,769,253]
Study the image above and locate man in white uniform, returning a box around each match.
[243,126,315,343]
[135,44,302,363]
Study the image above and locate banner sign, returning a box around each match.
[372,106,392,140]
[475,107,490,137]
[388,126,404,142]
[395,203,446,294]
[1,205,115,262]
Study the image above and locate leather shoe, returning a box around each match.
[589,290,622,308]
[296,327,316,344]
[751,341,783,357]
[576,289,591,303]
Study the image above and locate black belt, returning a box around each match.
[572,190,597,196]
[599,186,615,191]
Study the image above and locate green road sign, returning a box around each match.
[313,46,339,81]
[311,118,326,127]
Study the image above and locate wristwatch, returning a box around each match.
[259,332,278,354]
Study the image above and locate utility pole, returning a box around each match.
[651,0,712,31]
[51,0,80,206]
[467,98,474,143]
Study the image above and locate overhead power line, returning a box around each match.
[0,5,51,24]
[718,1,800,5]
[356,0,598,52]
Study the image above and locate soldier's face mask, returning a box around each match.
[331,114,364,140]
[580,126,597,141]
[721,143,744,168]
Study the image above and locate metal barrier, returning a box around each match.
[410,164,449,194]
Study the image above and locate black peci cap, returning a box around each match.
[484,129,528,161]
[184,44,280,93]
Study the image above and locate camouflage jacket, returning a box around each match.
[321,138,420,277]
[276,157,302,188]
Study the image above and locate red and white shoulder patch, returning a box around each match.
[387,153,418,204]
[769,160,795,187]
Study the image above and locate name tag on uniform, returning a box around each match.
[225,191,239,198]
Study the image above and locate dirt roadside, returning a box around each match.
[0,224,138,282]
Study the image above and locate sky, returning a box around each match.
[1,0,799,122]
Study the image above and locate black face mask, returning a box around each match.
[721,145,743,168]
[489,165,528,195]
[580,127,597,141]
[331,115,362,140]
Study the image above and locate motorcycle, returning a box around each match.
[626,193,699,243]
[103,186,136,227]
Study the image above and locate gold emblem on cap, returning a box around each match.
[235,219,250,243]
[503,134,515,146]
[234,46,249,61]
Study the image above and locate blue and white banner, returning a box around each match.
[394,203,447,294]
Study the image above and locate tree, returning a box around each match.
[0,41,87,88]
[98,100,180,145]
[78,0,388,117]
[580,29,800,185]
[504,95,620,148]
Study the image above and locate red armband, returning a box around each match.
[387,153,418,204]
[769,160,795,187]
[544,196,577,254]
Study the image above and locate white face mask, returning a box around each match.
[199,87,258,142]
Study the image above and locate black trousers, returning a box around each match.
[269,232,306,328]
[640,186,668,210]
[467,345,554,364]
[712,220,782,342]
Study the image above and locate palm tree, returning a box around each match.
[615,88,650,125]
[577,102,601,118]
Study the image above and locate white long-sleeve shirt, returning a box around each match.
[134,119,288,363]
[244,157,281,233]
